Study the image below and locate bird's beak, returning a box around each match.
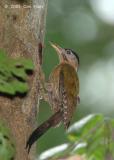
[50,42,64,56]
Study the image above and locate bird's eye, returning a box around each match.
[67,50,71,54]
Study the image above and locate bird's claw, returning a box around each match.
[77,96,80,104]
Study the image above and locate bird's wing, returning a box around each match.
[49,63,79,129]
[59,64,79,129]
[59,69,69,128]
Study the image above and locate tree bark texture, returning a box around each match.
[0,0,48,159]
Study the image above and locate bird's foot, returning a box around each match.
[77,95,80,104]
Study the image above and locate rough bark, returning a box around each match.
[0,0,48,160]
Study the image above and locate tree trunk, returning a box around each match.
[0,0,48,160]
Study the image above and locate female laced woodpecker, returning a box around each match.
[26,43,80,153]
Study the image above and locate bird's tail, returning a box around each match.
[26,110,62,153]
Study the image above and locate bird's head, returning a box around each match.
[50,42,79,71]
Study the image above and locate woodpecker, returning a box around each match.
[26,43,80,153]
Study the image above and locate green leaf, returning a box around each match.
[0,49,7,59]
[12,67,27,80]
[39,144,69,160]
[39,114,114,160]
[0,79,15,95]
[67,114,104,141]
[14,58,34,70]
[0,49,34,95]
[67,114,114,159]
[0,121,15,160]
[11,80,28,93]
[71,143,87,155]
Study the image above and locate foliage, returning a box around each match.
[0,49,34,95]
[0,121,15,160]
[38,114,114,160]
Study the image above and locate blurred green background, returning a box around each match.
[37,0,114,154]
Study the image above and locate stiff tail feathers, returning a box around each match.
[26,110,62,153]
